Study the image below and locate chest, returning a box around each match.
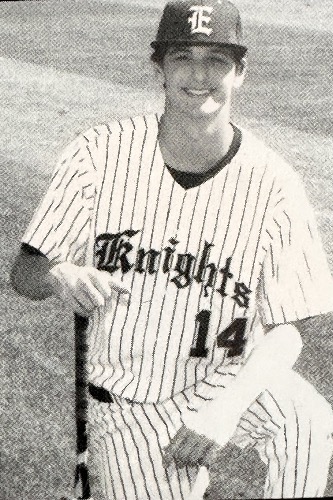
[91,141,272,303]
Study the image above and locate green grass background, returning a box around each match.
[1,0,333,498]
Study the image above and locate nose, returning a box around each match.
[191,61,207,84]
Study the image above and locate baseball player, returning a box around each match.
[11,1,333,499]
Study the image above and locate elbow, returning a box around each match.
[10,260,25,296]
[10,267,20,296]
[276,323,303,367]
[264,323,303,368]
[10,262,40,300]
[276,324,303,370]
[10,252,51,301]
[289,325,303,365]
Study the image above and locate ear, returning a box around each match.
[233,58,247,89]
[153,61,166,87]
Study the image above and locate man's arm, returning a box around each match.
[213,322,302,415]
[182,322,302,442]
[11,244,55,300]
[163,322,302,467]
[166,324,302,458]
[11,244,129,316]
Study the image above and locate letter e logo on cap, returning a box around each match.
[188,6,213,36]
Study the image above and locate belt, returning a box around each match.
[88,383,114,403]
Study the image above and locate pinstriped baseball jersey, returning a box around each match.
[23,113,333,404]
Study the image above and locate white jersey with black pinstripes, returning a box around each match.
[23,113,333,405]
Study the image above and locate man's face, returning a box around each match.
[161,44,245,117]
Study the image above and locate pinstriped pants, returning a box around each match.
[88,372,333,499]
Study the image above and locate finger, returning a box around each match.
[162,441,181,468]
[162,448,174,469]
[205,443,223,468]
[102,271,130,295]
[77,278,106,308]
[164,433,199,468]
[69,294,93,317]
[92,269,130,295]
[162,432,188,468]
[56,278,94,316]
[73,304,91,317]
[164,428,187,457]
[183,434,214,466]
[189,466,210,499]
[89,270,114,298]
[109,279,130,295]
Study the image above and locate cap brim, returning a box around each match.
[150,40,247,57]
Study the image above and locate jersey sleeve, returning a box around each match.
[258,170,333,325]
[22,134,96,265]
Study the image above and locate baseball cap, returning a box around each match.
[151,0,247,57]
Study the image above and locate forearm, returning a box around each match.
[11,250,130,317]
[220,323,303,414]
[183,323,303,439]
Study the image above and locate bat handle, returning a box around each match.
[74,461,92,499]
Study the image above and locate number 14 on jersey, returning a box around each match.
[189,310,247,358]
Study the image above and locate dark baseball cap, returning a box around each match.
[151,0,247,57]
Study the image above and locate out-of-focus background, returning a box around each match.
[1,0,333,498]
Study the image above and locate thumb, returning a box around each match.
[100,271,130,295]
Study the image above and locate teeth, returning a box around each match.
[185,89,210,96]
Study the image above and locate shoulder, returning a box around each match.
[80,113,160,142]
[235,127,313,223]
[59,114,160,185]
[237,128,285,168]
[58,113,158,172]
[238,127,304,188]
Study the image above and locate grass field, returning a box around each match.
[1,0,333,498]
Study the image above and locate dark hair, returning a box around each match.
[150,43,246,66]
[150,44,169,66]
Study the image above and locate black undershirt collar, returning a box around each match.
[165,124,242,189]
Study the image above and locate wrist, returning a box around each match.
[47,263,67,296]
[210,388,245,417]
[45,271,59,294]
[182,395,243,447]
[183,391,242,430]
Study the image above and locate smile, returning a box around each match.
[183,88,213,97]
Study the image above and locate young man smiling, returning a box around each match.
[11,1,333,498]
[158,43,245,174]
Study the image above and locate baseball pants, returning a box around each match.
[88,370,333,499]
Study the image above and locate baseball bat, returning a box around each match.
[71,307,206,500]
[73,313,92,500]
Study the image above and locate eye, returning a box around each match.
[209,56,229,65]
[175,54,190,61]
[169,52,191,62]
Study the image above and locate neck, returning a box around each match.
[162,102,231,134]
[159,107,234,172]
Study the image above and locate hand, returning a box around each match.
[162,425,219,469]
[49,262,129,316]
[182,399,242,448]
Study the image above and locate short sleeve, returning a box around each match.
[22,134,96,265]
[258,171,333,325]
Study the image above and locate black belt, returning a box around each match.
[88,383,114,403]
